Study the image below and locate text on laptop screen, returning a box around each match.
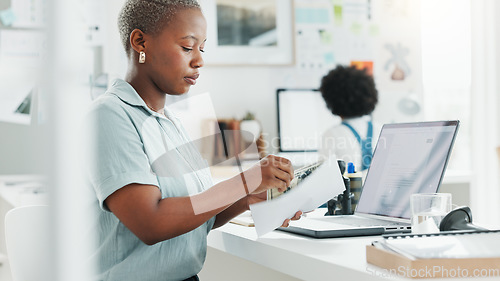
[356,121,459,219]
[277,89,340,152]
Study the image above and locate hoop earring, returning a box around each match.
[139,51,146,64]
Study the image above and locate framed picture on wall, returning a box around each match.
[200,0,294,65]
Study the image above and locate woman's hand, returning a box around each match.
[245,191,303,227]
[242,155,294,195]
[281,211,303,227]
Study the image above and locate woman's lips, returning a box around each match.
[184,74,199,85]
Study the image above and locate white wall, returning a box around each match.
[191,66,320,152]
[103,0,423,154]
[103,0,326,152]
[0,122,46,174]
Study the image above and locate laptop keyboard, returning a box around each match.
[328,216,402,227]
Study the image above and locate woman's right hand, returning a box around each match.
[241,155,294,195]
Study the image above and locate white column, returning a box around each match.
[46,0,96,280]
[470,0,500,227]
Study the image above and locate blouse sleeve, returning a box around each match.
[87,99,158,211]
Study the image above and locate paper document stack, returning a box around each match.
[367,230,500,279]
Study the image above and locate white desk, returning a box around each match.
[205,222,381,281]
[201,222,498,281]
[0,175,48,207]
[203,168,485,281]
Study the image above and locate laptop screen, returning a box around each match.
[356,120,460,219]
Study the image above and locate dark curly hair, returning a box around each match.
[320,65,378,118]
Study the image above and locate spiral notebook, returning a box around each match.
[367,230,500,279]
[375,230,500,260]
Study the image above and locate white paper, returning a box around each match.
[250,156,345,237]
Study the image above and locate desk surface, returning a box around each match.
[0,174,47,207]
[208,217,498,281]
[208,167,479,280]
[209,222,380,281]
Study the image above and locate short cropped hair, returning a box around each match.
[118,0,201,55]
[320,65,378,118]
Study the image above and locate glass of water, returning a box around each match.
[410,193,452,234]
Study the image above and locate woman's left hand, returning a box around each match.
[246,191,303,227]
[280,210,303,227]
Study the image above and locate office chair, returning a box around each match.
[4,205,52,281]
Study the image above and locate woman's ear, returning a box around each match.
[130,29,146,53]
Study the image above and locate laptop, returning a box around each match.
[279,120,460,238]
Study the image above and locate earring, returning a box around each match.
[139,51,146,64]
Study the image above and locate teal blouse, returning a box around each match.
[87,79,215,281]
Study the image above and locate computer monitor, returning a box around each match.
[277,89,340,152]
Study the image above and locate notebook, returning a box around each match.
[377,230,500,260]
[367,230,500,278]
[279,120,460,238]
